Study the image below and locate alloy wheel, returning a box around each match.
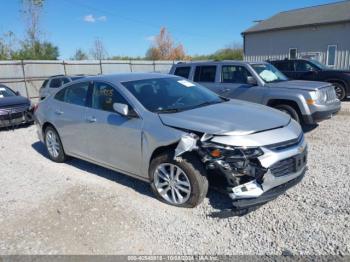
[333,83,345,100]
[46,130,60,158]
[154,163,191,205]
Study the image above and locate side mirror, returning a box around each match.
[15,91,20,96]
[247,76,257,86]
[113,103,138,118]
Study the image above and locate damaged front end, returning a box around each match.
[174,131,307,210]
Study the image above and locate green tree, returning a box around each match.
[71,48,88,60]
[12,41,59,60]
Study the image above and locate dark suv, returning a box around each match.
[270,59,350,100]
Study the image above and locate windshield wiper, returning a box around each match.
[191,100,223,109]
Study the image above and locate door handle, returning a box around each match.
[221,88,230,93]
[55,110,63,115]
[86,116,97,123]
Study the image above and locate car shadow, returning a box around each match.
[31,141,254,218]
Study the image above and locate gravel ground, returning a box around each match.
[0,102,349,255]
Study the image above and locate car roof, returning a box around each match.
[82,73,177,83]
[174,60,269,66]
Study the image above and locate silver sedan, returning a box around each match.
[35,73,307,209]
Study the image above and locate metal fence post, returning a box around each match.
[99,60,103,74]
[21,60,29,99]
[129,59,133,72]
[153,60,156,72]
[63,60,67,75]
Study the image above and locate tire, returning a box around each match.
[149,151,208,208]
[332,82,346,101]
[274,104,300,123]
[44,126,67,163]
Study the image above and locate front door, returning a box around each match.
[219,65,265,104]
[84,81,143,176]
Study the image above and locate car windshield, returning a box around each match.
[309,60,329,70]
[251,63,288,83]
[0,86,16,98]
[122,77,225,113]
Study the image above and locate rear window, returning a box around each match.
[174,67,191,79]
[194,66,216,82]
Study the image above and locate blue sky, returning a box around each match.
[0,0,339,59]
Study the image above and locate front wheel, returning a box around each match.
[149,152,208,208]
[274,104,300,123]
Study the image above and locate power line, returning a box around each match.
[61,0,211,40]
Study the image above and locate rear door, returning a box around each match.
[219,64,265,103]
[83,81,143,175]
[51,81,91,157]
[193,65,222,94]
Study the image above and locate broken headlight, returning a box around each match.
[201,142,263,165]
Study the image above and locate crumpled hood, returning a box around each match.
[159,100,290,135]
[0,96,30,108]
[268,80,331,91]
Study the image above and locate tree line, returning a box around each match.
[0,1,243,61]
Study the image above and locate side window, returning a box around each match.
[62,78,70,84]
[54,87,66,101]
[221,65,252,84]
[174,67,191,79]
[91,82,128,112]
[194,66,216,82]
[57,82,89,106]
[295,61,315,71]
[49,78,62,88]
[276,61,293,71]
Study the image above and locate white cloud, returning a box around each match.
[84,14,96,23]
[146,35,156,42]
[97,16,107,22]
[83,15,107,23]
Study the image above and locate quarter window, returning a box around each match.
[91,82,128,112]
[174,67,191,79]
[221,65,252,84]
[327,45,337,66]
[194,66,216,82]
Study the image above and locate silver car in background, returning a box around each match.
[34,73,307,210]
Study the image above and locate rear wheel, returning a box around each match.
[149,152,208,208]
[274,104,300,123]
[44,126,67,163]
[332,82,346,101]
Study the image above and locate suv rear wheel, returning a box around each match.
[149,152,208,208]
[274,104,300,123]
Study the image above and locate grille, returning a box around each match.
[270,151,307,177]
[322,86,337,103]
